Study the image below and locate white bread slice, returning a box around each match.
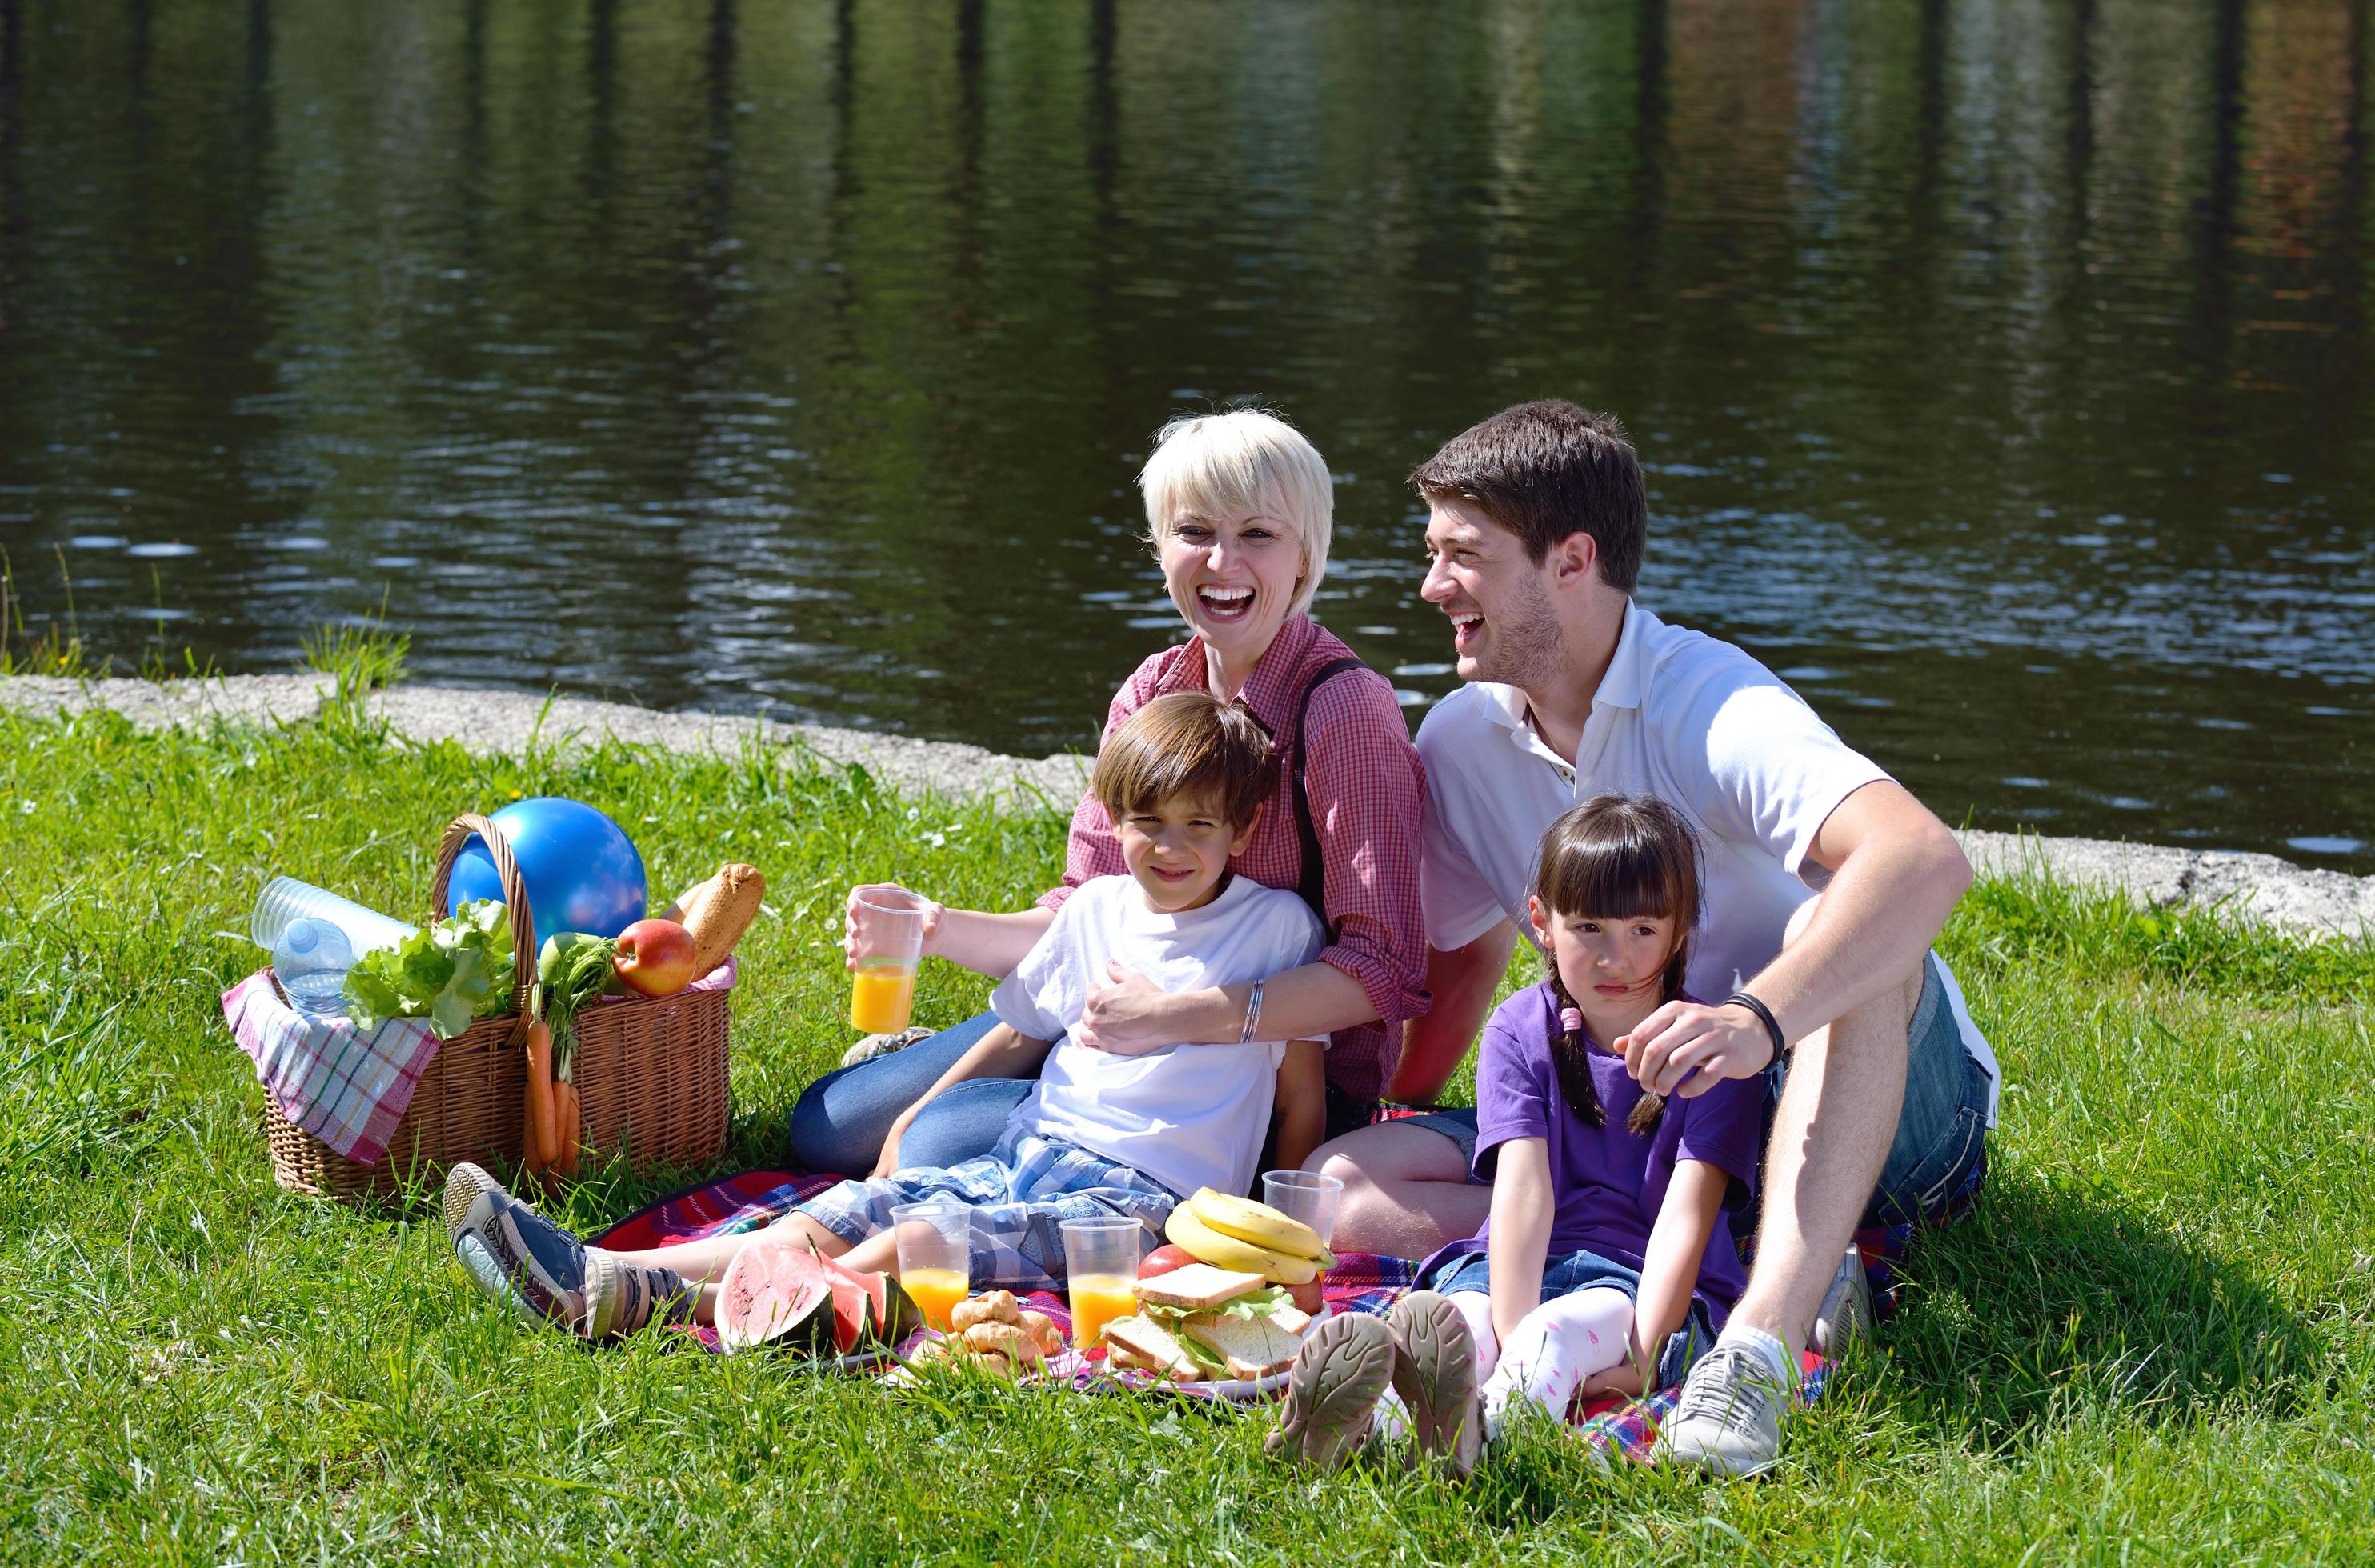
[1133,1263,1266,1311]
[1268,1302,1312,1337]
[1183,1312,1305,1380]
[1102,1314,1204,1379]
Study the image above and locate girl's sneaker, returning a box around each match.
[1385,1290,1484,1478]
[1265,1312,1397,1470]
[441,1162,685,1340]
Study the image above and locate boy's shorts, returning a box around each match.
[1397,954,1991,1229]
[798,1127,1176,1294]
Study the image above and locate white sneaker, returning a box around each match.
[1811,1244,1872,1358]
[1652,1343,1790,1478]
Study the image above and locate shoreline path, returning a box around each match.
[8,671,2369,940]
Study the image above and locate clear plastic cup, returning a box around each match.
[1060,1214,1143,1350]
[1262,1170,1346,1247]
[847,887,929,1034]
[891,1200,971,1331]
[250,877,416,958]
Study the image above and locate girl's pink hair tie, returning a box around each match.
[1560,1006,1585,1033]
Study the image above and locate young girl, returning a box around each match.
[1268,795,1765,1474]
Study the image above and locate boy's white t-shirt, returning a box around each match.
[990,873,1326,1200]
[1416,599,1999,1125]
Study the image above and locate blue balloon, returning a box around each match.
[444,798,646,953]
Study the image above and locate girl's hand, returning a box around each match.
[1073,962,1183,1056]
[1577,1356,1649,1400]
[844,884,943,972]
[1618,999,1775,1097]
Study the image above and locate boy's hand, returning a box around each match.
[871,1110,917,1178]
[844,883,943,971]
[1074,962,1179,1056]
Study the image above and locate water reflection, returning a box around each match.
[0,0,2368,869]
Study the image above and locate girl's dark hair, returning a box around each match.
[1531,794,1703,1136]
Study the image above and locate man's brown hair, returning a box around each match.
[1091,690,1277,830]
[1409,400,1648,592]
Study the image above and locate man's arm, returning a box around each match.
[1384,920,1517,1105]
[1623,780,1972,1096]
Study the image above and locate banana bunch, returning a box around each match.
[1165,1188,1338,1286]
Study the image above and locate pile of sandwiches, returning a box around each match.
[1100,1263,1322,1382]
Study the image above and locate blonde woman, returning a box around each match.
[797,409,1428,1180]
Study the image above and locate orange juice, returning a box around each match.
[848,962,917,1034]
[1067,1274,1139,1350]
[903,1266,969,1331]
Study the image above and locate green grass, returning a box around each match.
[1,702,2369,1564]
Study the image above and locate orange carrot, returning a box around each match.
[525,1019,559,1171]
[554,1078,583,1178]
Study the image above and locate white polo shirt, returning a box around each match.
[1416,600,1998,1124]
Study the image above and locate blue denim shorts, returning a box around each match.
[1417,1245,1713,1390]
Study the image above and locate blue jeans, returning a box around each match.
[1420,1244,1715,1390]
[785,1010,1034,1175]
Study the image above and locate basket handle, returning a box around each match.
[430,813,539,1046]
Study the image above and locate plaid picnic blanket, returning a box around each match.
[223,970,440,1166]
[592,1169,1833,1465]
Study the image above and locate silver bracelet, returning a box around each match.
[1237,978,1265,1044]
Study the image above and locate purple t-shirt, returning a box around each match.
[1428,982,1765,1328]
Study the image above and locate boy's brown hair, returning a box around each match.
[1091,690,1277,830]
[1408,399,1648,593]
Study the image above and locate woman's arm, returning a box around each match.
[1271,1039,1328,1173]
[870,1021,1053,1178]
[1484,1138,1555,1352]
[1582,1158,1730,1396]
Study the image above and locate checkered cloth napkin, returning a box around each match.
[222,970,442,1166]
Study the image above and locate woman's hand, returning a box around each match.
[1073,962,1188,1055]
[844,883,943,972]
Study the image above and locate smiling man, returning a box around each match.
[1305,400,1999,1477]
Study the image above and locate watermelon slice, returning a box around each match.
[715,1238,839,1354]
[811,1249,924,1348]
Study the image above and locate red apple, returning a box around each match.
[1136,1244,1199,1281]
[612,918,697,997]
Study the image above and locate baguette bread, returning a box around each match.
[667,862,766,978]
[1132,1263,1265,1311]
[1181,1312,1305,1380]
[1102,1314,1204,1379]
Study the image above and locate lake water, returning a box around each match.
[2,0,2369,869]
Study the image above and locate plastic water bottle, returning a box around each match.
[274,918,355,1022]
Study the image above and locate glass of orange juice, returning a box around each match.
[891,1200,971,1332]
[848,887,930,1034]
[1060,1214,1144,1351]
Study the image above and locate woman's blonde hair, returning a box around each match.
[1138,409,1335,618]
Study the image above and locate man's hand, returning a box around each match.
[1620,1000,1776,1097]
[1073,962,1184,1056]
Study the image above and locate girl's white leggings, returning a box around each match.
[1448,1286,1636,1434]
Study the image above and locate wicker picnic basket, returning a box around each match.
[262,812,731,1202]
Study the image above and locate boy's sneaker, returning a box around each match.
[1385,1290,1484,1479]
[1811,1244,1873,1359]
[442,1162,683,1340]
[1652,1342,1791,1478]
[1265,1312,1396,1471]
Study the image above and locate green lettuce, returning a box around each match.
[342,899,517,1038]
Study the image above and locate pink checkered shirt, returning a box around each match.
[1039,614,1430,1104]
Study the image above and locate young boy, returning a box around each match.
[443,690,1328,1340]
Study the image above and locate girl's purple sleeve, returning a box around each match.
[1672,1070,1766,1202]
[1471,996,1552,1181]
